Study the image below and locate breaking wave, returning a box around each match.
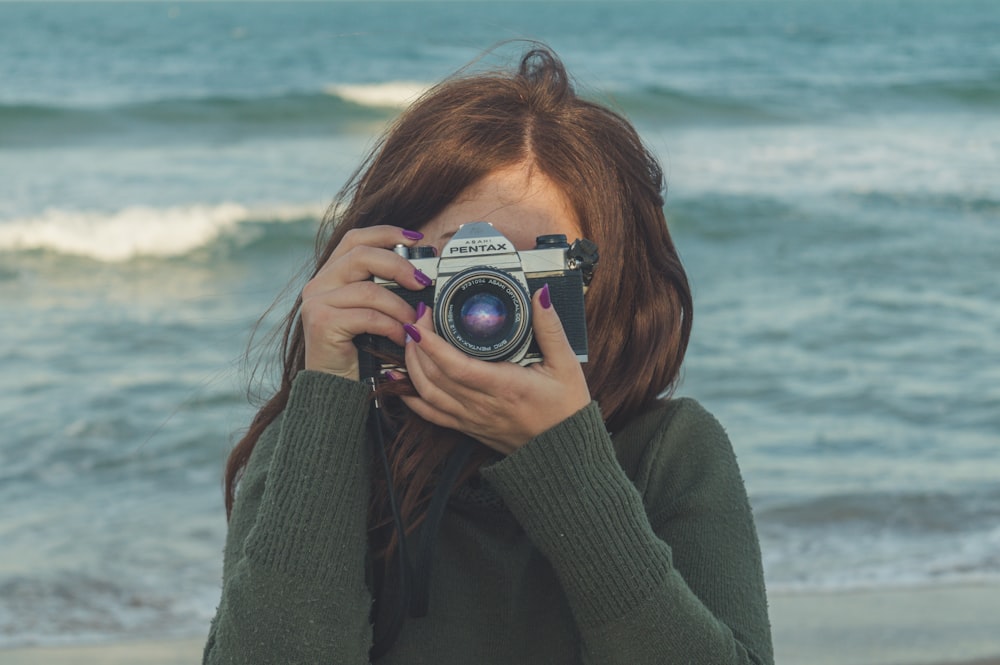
[0,203,323,262]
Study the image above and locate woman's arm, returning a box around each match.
[206,224,431,663]
[479,399,774,665]
[204,371,375,665]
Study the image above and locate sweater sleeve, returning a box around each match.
[479,399,774,665]
[203,371,375,665]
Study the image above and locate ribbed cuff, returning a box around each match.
[245,371,372,584]
[480,402,674,627]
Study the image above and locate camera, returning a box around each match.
[370,221,598,368]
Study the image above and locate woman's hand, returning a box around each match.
[398,285,593,454]
[300,226,431,381]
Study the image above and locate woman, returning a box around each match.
[204,47,773,664]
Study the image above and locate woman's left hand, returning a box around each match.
[399,285,592,455]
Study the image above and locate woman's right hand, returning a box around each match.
[300,226,432,381]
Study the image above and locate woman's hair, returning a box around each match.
[224,45,692,552]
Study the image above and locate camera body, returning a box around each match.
[371,221,598,369]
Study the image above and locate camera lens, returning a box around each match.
[460,292,508,340]
[436,267,532,361]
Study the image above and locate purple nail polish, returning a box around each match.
[403,323,422,343]
[382,370,400,381]
[402,229,423,240]
[414,269,433,287]
[415,301,427,320]
[540,283,552,309]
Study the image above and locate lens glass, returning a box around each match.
[460,293,507,341]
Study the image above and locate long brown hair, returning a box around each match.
[224,46,692,552]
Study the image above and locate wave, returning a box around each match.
[757,487,1000,534]
[757,488,1000,592]
[0,203,323,262]
[2,85,782,148]
[0,85,429,148]
[324,81,430,109]
[611,85,791,125]
[884,75,1000,110]
[612,74,1000,126]
[0,570,213,649]
[4,74,996,150]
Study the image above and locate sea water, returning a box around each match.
[1,0,998,647]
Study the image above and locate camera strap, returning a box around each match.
[409,437,473,618]
[362,345,475,658]
[367,393,409,660]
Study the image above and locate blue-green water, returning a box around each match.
[1,0,998,647]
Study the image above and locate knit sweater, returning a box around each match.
[203,370,773,664]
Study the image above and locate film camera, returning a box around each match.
[371,221,598,368]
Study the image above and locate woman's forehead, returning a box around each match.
[420,164,580,251]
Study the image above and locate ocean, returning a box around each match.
[1,0,998,648]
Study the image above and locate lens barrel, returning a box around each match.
[435,267,532,362]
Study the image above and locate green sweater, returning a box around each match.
[204,371,773,664]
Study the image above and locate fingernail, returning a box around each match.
[414,269,433,287]
[415,301,427,320]
[540,283,552,309]
[383,370,401,381]
[402,229,423,240]
[403,323,422,343]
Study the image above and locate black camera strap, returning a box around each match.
[367,393,409,660]
[409,436,473,618]
[361,345,475,659]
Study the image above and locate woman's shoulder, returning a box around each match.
[612,397,743,506]
[612,397,729,463]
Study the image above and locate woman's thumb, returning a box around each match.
[531,284,575,367]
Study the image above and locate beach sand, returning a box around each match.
[769,583,1000,665]
[2,584,998,664]
[0,639,203,665]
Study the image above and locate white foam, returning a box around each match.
[0,203,322,262]
[761,520,1000,593]
[324,81,430,109]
